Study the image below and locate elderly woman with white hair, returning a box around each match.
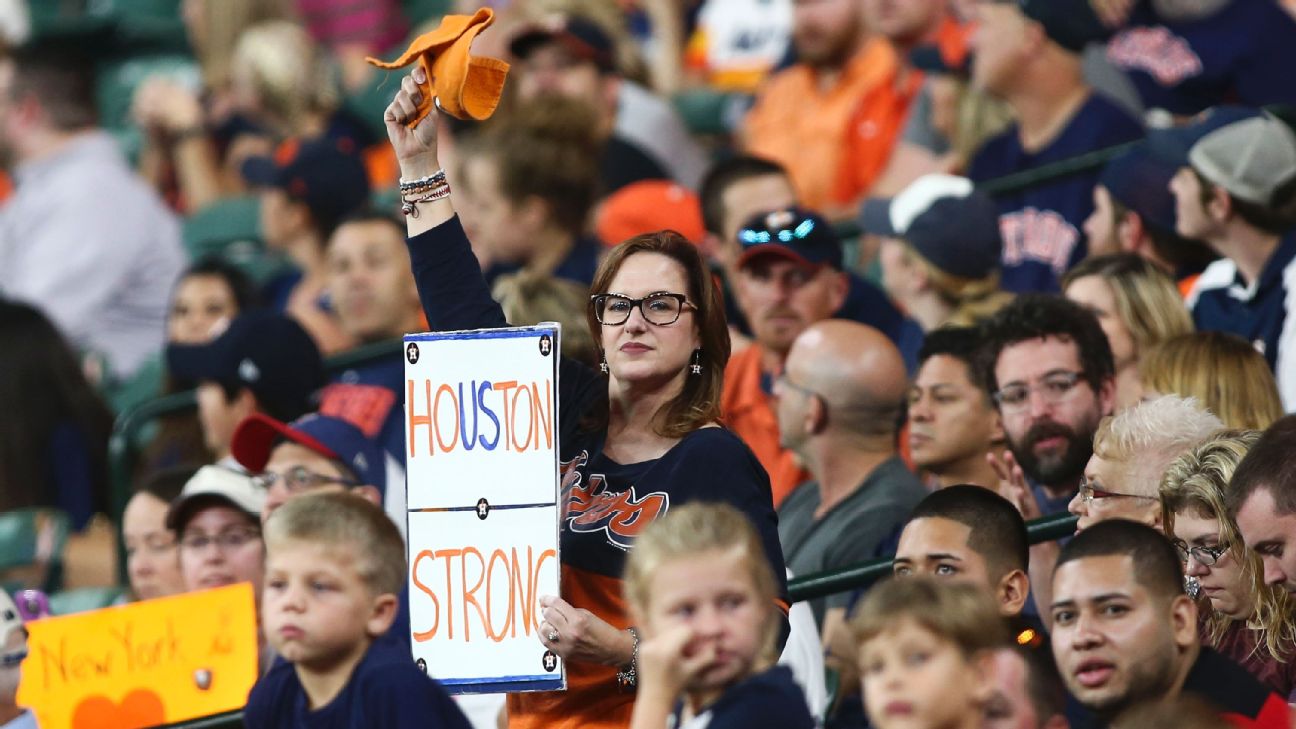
[1068,394,1223,533]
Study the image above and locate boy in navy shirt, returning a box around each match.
[244,491,471,729]
[967,0,1144,293]
[1167,113,1296,410]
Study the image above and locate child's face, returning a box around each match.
[262,539,393,671]
[860,619,984,729]
[642,548,769,697]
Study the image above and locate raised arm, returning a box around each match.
[384,68,603,421]
[384,67,506,332]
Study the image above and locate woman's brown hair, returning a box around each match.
[586,231,730,438]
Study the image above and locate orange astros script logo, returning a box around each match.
[560,452,669,550]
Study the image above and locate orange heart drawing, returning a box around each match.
[71,689,165,729]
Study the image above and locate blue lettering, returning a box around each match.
[477,380,500,450]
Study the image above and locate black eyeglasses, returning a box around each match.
[1171,538,1229,567]
[590,292,695,326]
[251,465,362,494]
[179,527,261,552]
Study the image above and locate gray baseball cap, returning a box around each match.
[1189,115,1296,207]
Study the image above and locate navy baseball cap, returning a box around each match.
[860,174,1002,280]
[167,311,324,417]
[509,15,616,72]
[1016,0,1110,53]
[242,138,371,226]
[1145,105,1261,168]
[230,413,386,496]
[1098,145,1178,233]
[736,207,843,269]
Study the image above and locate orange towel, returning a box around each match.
[365,8,510,124]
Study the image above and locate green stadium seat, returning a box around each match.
[49,586,128,615]
[0,508,71,594]
[183,196,293,286]
[672,89,751,137]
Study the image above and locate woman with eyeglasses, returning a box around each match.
[1160,429,1296,697]
[170,465,266,594]
[384,68,790,729]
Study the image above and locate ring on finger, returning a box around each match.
[547,628,560,642]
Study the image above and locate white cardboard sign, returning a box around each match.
[403,325,564,694]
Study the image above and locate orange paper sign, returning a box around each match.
[16,583,259,729]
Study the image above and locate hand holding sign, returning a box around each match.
[538,595,634,668]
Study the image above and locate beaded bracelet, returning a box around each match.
[401,183,451,218]
[399,169,448,195]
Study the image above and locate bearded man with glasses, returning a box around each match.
[981,295,1116,617]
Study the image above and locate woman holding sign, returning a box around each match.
[385,67,790,729]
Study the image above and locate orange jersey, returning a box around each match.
[721,345,811,507]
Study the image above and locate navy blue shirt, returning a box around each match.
[243,639,472,729]
[968,94,1144,293]
[1189,231,1296,411]
[670,666,815,729]
[483,235,603,289]
[320,357,405,464]
[1105,0,1296,116]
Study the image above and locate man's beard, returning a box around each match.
[1009,419,1094,488]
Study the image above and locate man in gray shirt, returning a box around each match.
[774,319,926,626]
[0,39,185,382]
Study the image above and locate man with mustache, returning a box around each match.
[982,295,1116,517]
[723,207,850,506]
[982,294,1115,616]
[1050,519,1289,728]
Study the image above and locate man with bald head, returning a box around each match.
[774,319,925,625]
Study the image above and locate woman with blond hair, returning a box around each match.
[1140,332,1284,430]
[863,174,1013,365]
[1062,253,1194,411]
[1160,430,1296,696]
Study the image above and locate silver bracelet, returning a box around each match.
[615,627,639,691]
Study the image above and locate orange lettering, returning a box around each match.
[411,549,439,641]
[407,380,435,458]
[433,384,459,452]
[460,547,487,642]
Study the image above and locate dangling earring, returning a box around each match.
[690,349,703,375]
[600,353,609,374]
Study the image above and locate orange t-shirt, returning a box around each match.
[831,17,964,205]
[743,38,897,211]
[830,63,924,205]
[721,344,811,507]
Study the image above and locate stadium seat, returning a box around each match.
[0,508,71,595]
[48,585,129,615]
[182,196,293,286]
